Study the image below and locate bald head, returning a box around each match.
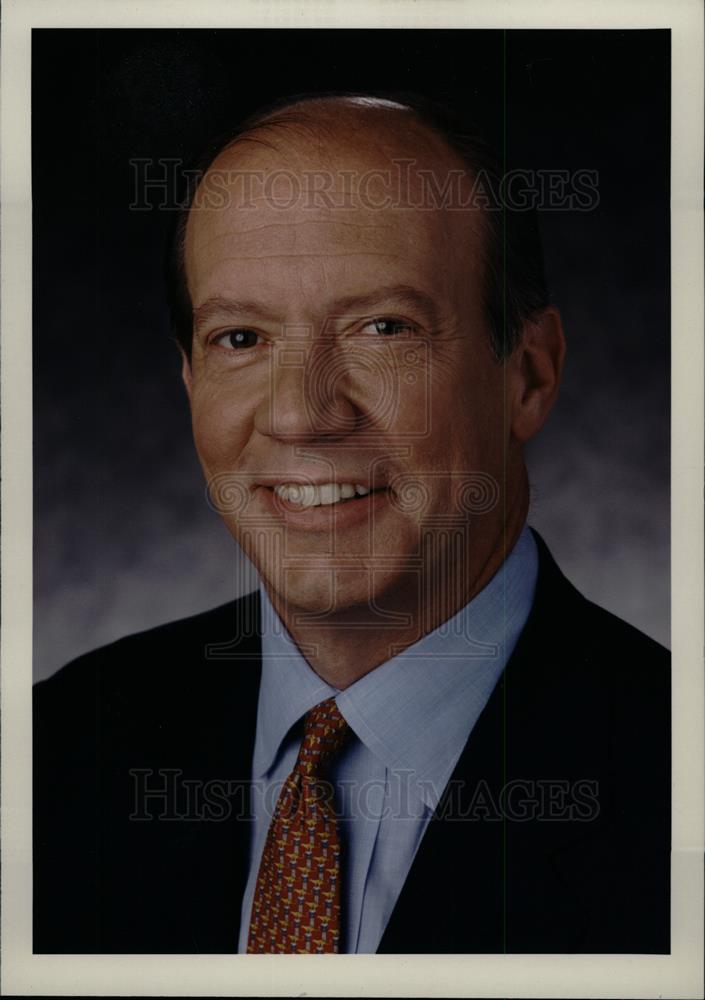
[217,95,465,166]
[192,95,476,220]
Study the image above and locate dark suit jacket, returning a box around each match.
[33,531,670,953]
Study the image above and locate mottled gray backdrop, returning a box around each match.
[33,29,670,681]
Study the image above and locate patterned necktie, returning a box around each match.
[247,697,352,953]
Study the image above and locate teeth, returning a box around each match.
[299,485,317,507]
[318,483,340,505]
[273,482,377,507]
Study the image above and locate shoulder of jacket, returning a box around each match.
[33,590,261,701]
[527,527,670,689]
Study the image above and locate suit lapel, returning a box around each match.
[378,532,608,953]
[177,592,264,952]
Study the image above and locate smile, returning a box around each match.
[273,482,376,508]
[258,482,391,528]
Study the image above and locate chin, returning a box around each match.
[258,563,409,620]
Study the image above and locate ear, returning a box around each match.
[179,345,193,405]
[507,306,566,445]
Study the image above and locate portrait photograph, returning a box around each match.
[2,1,703,998]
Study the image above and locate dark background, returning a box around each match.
[33,28,671,681]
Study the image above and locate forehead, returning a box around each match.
[184,110,486,312]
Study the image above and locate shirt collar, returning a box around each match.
[251,591,337,779]
[253,524,539,809]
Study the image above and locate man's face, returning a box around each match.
[183,113,521,622]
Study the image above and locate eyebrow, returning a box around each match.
[193,296,282,332]
[192,284,440,333]
[330,285,440,324]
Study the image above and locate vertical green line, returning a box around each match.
[501,26,508,958]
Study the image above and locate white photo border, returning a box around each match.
[2,1,703,997]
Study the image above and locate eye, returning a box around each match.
[363,317,416,337]
[212,328,262,350]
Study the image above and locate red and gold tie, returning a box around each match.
[247,697,352,953]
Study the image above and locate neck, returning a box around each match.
[265,475,529,690]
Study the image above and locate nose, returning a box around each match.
[254,335,358,442]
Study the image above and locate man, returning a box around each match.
[33,93,670,954]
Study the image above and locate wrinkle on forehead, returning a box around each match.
[196,253,407,266]
[187,222,414,291]
[184,103,486,307]
[194,220,400,255]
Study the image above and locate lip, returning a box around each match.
[254,474,382,490]
[255,483,391,530]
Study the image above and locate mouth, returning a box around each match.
[256,481,391,527]
[271,482,387,509]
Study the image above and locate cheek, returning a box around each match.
[189,382,254,472]
[427,357,507,466]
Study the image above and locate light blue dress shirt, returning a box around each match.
[237,523,539,953]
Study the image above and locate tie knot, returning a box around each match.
[295,698,351,778]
